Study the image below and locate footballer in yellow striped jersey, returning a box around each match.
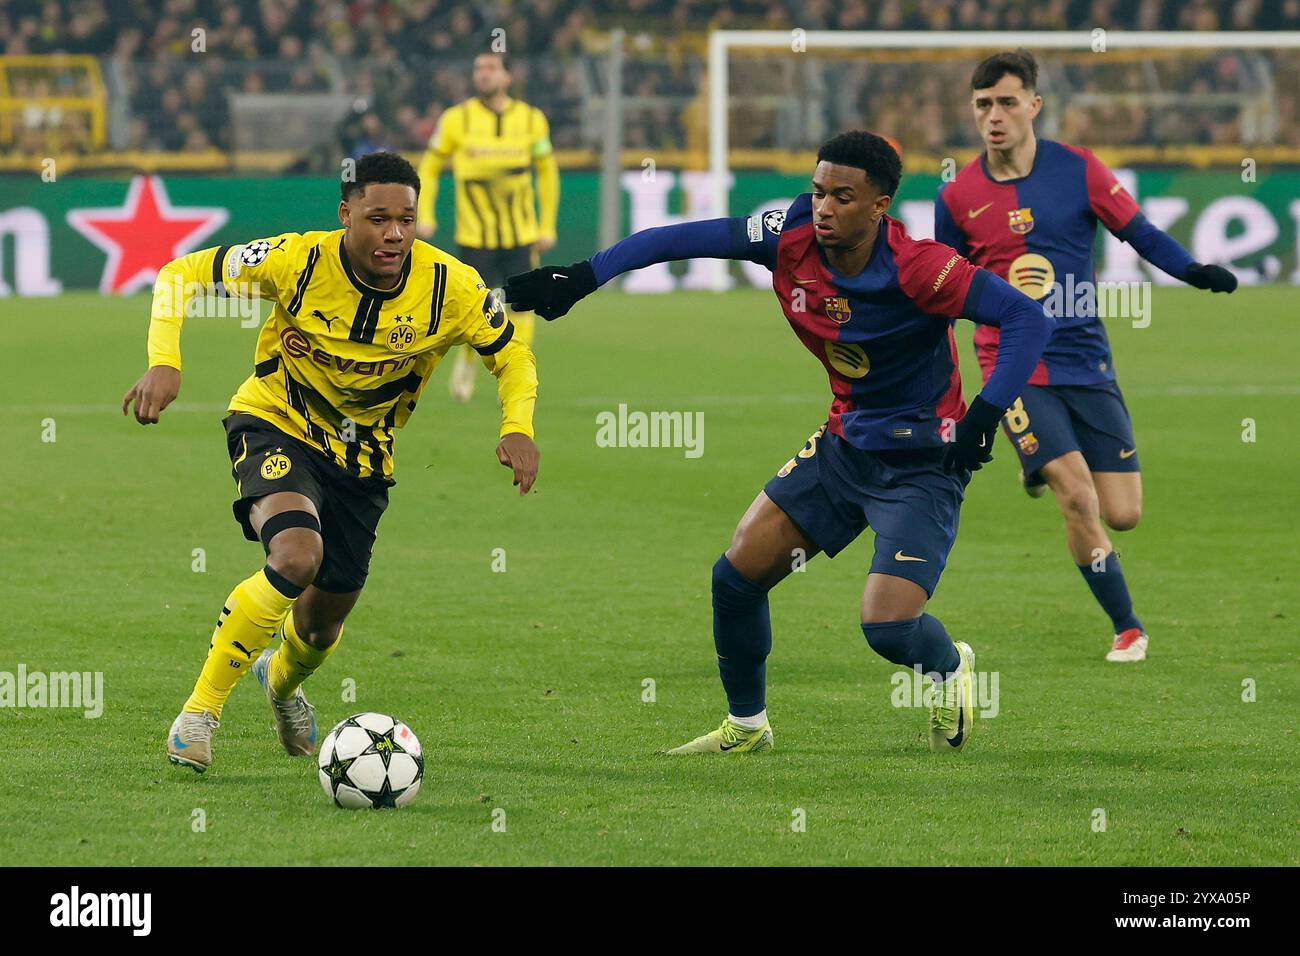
[417,50,559,401]
[122,152,539,773]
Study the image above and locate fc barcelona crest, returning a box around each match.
[1008,207,1035,235]
[1017,431,1039,455]
[824,295,852,324]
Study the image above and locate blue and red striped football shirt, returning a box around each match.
[936,139,1194,387]
[590,192,1053,451]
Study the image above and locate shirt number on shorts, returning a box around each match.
[776,424,827,477]
[1004,397,1031,434]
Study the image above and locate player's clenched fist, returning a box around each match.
[503,260,597,321]
[496,432,540,495]
[943,394,1003,474]
[122,365,181,425]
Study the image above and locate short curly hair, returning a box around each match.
[816,131,902,198]
[342,151,421,202]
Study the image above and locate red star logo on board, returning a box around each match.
[65,175,228,295]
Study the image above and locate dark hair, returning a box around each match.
[476,49,511,72]
[342,150,421,202]
[971,50,1038,92]
[816,130,902,198]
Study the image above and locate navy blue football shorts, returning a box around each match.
[762,424,969,597]
[1001,382,1140,486]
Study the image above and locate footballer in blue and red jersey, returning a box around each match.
[937,51,1237,663]
[505,131,1054,755]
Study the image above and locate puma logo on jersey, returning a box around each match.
[311,309,337,331]
[968,202,994,219]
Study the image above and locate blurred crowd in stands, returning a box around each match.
[3,0,1299,160]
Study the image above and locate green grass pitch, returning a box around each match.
[2,285,1296,866]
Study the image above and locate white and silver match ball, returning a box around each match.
[318,713,423,810]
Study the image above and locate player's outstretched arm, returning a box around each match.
[461,282,540,495]
[488,337,539,496]
[503,214,776,320]
[1115,213,1238,292]
[121,248,208,425]
[946,270,1056,474]
[1074,145,1237,293]
[123,238,294,425]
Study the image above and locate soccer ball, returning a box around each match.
[317,713,424,809]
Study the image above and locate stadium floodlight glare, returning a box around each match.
[703,29,1300,289]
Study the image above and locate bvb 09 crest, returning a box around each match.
[387,315,417,352]
[261,452,292,480]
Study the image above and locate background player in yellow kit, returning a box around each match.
[121,152,540,773]
[417,50,559,401]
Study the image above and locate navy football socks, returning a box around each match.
[1077,551,1143,633]
[861,614,961,679]
[711,555,772,719]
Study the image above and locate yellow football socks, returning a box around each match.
[183,566,302,717]
[268,609,341,700]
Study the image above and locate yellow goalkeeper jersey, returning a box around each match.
[417,96,559,250]
[146,230,537,483]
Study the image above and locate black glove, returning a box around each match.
[943,395,1003,474]
[1184,262,1238,293]
[503,260,598,321]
